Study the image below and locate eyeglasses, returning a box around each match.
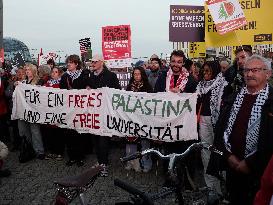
[91,61,99,64]
[243,67,267,74]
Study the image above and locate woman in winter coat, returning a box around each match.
[43,67,64,160]
[125,66,153,172]
[16,63,45,159]
[196,61,228,197]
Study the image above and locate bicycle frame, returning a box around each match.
[117,142,223,205]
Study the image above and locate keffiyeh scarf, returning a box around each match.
[130,81,143,92]
[66,69,82,82]
[47,78,61,86]
[166,67,189,92]
[196,73,228,126]
[224,84,270,158]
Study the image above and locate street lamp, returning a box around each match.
[55,50,64,65]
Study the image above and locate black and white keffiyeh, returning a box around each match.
[47,78,61,86]
[66,69,82,82]
[196,72,228,126]
[224,84,270,158]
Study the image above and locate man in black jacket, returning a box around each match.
[207,55,273,205]
[154,50,197,93]
[87,54,121,176]
[154,50,198,188]
[224,46,252,93]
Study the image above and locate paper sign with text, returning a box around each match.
[206,0,247,35]
[205,0,273,47]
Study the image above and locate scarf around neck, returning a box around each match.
[196,73,228,126]
[47,78,61,86]
[166,67,189,92]
[130,80,143,92]
[66,69,82,82]
[224,84,270,158]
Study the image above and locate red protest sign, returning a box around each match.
[102,25,131,60]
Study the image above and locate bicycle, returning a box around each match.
[114,142,223,205]
[52,142,223,205]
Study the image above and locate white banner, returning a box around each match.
[105,58,132,68]
[12,84,198,142]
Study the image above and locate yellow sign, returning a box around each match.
[188,42,206,58]
[205,0,273,47]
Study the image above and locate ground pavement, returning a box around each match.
[0,142,207,205]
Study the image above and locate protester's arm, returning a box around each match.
[154,72,166,93]
[111,72,121,90]
[184,75,198,93]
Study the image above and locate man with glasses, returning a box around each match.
[207,55,273,205]
[86,54,121,177]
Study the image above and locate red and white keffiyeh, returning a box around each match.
[166,67,189,92]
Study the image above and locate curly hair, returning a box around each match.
[65,55,82,70]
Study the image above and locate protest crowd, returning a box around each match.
[0,46,273,205]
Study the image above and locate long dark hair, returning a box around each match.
[127,67,152,92]
[200,61,220,80]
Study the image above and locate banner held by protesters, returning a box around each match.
[12,84,198,142]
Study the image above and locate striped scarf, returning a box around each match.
[66,69,82,82]
[196,73,228,126]
[224,84,269,158]
[47,78,61,86]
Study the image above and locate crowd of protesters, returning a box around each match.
[0,46,273,204]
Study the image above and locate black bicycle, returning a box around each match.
[52,142,223,205]
[114,142,223,205]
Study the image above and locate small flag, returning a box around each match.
[12,52,25,68]
[79,38,91,54]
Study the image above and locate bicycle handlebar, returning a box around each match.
[120,152,142,163]
[120,142,223,176]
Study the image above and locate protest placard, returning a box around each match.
[206,0,247,35]
[169,5,205,42]
[188,42,206,58]
[205,0,273,47]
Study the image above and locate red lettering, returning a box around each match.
[97,93,102,107]
[87,95,95,107]
[73,113,100,129]
[80,95,87,108]
[75,95,81,107]
[93,114,100,129]
[68,93,102,108]
[68,95,73,107]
